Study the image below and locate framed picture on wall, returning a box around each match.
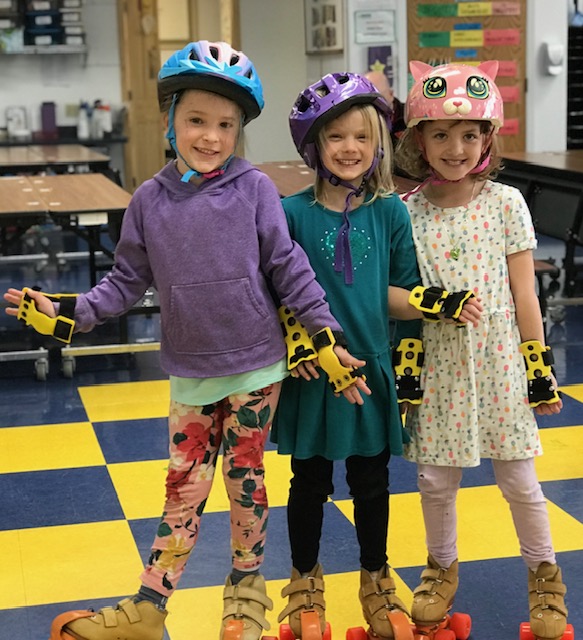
[304,0,344,54]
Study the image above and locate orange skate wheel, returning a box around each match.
[434,629,456,640]
[448,613,471,640]
[224,619,244,639]
[346,627,368,640]
[387,611,414,640]
[519,622,535,640]
[301,610,325,639]
[563,624,575,639]
[49,610,97,640]
[279,624,297,640]
[323,622,332,640]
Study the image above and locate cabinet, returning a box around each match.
[568,26,583,149]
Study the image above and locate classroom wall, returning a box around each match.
[0,0,572,162]
[0,0,122,134]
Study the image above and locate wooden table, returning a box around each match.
[0,144,111,175]
[502,150,583,177]
[254,160,419,197]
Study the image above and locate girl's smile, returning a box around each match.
[169,89,241,179]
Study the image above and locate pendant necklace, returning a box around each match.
[441,181,477,261]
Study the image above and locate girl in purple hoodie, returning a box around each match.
[4,41,368,640]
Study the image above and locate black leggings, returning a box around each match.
[287,447,391,574]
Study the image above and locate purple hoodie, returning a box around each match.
[74,158,341,378]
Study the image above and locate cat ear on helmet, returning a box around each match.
[409,61,434,81]
[478,60,499,81]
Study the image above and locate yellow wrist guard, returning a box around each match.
[17,287,78,344]
[409,285,475,323]
[519,340,561,407]
[392,338,424,404]
[311,327,365,394]
[278,306,317,369]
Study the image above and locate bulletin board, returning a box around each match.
[407,0,527,152]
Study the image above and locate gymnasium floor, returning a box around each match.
[0,235,582,640]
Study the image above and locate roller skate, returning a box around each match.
[409,556,471,640]
[346,565,413,640]
[48,598,168,640]
[519,562,574,640]
[221,573,274,640]
[277,563,331,639]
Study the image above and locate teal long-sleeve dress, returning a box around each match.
[270,187,421,460]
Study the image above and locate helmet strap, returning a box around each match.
[317,151,380,285]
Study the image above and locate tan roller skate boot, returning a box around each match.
[359,564,410,639]
[528,562,568,640]
[51,598,167,640]
[411,555,459,625]
[221,573,273,640]
[278,564,326,637]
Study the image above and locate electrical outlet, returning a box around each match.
[65,103,80,118]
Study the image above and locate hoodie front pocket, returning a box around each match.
[169,278,271,355]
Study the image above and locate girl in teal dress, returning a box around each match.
[271,72,422,639]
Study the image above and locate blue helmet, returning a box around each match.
[158,40,264,125]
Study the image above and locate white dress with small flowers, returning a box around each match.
[403,180,542,467]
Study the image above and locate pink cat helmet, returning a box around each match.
[406,60,503,130]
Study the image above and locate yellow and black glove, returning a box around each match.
[392,338,424,404]
[311,326,365,394]
[17,287,77,344]
[278,306,317,369]
[519,340,561,407]
[409,285,475,324]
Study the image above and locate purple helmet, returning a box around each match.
[289,72,392,169]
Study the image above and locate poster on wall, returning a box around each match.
[367,45,395,88]
[355,10,396,44]
[304,0,345,54]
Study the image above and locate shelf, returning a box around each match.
[1,44,87,54]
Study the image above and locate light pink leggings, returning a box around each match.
[140,383,281,597]
[417,458,555,571]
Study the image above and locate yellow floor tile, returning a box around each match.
[536,425,583,481]
[0,422,105,474]
[4,521,144,607]
[108,450,292,520]
[0,531,26,609]
[560,383,583,403]
[78,380,170,422]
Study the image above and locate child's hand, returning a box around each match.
[291,358,321,381]
[533,374,563,416]
[456,296,483,328]
[3,288,56,319]
[333,346,371,405]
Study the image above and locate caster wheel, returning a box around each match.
[449,613,471,639]
[62,356,75,378]
[346,627,368,640]
[35,358,48,381]
[549,306,566,323]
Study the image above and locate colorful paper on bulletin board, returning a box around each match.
[455,49,479,59]
[484,29,520,46]
[499,85,520,103]
[418,29,519,48]
[417,3,520,18]
[497,60,519,76]
[367,45,395,87]
[500,118,519,136]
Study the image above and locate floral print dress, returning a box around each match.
[403,180,542,467]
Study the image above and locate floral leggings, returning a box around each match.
[140,382,281,597]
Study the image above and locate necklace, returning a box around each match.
[440,181,477,261]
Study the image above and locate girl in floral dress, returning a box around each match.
[395,61,569,640]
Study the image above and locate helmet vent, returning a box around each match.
[337,74,349,84]
[230,54,240,66]
[296,95,312,113]
[315,85,330,98]
[209,45,219,60]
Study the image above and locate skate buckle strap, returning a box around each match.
[532,577,568,616]
[277,576,325,623]
[414,566,452,598]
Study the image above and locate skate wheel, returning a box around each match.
[279,624,296,640]
[448,612,471,640]
[563,624,575,639]
[434,629,456,640]
[323,622,332,640]
[346,627,368,640]
[49,610,96,640]
[224,619,244,639]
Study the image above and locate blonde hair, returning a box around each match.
[314,103,395,205]
[394,120,503,182]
